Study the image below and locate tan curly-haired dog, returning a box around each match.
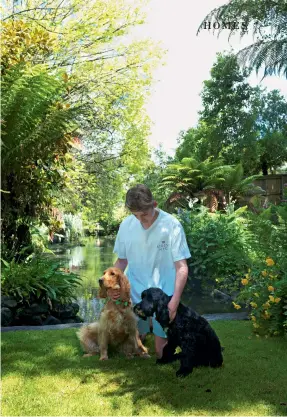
[77,267,149,360]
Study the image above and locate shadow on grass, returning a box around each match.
[2,322,287,416]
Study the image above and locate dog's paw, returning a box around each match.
[140,352,151,359]
[126,353,135,359]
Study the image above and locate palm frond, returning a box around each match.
[197,0,287,78]
[237,39,287,78]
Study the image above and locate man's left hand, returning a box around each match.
[168,298,179,322]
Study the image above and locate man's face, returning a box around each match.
[130,206,156,226]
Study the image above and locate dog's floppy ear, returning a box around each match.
[118,271,131,302]
[141,290,148,300]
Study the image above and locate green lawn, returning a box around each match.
[2,321,287,416]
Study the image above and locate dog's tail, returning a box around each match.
[77,323,100,355]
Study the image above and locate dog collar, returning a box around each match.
[103,297,129,307]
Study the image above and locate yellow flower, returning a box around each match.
[274,297,281,303]
[232,302,241,310]
[263,302,271,309]
[266,257,275,266]
[268,286,274,292]
[263,311,270,319]
[269,295,275,302]
[254,293,260,298]
[251,316,256,322]
[250,302,258,308]
[261,270,268,277]
[241,278,249,285]
[253,323,260,329]
[245,273,250,279]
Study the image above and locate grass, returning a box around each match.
[1,321,287,416]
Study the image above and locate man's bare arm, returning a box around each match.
[168,259,188,321]
[114,258,128,272]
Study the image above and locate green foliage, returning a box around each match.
[198,54,259,172]
[63,213,83,242]
[161,156,227,195]
[1,1,163,255]
[1,64,78,168]
[176,54,287,175]
[28,223,53,256]
[212,163,264,204]
[142,145,173,208]
[246,204,287,266]
[1,257,82,304]
[1,62,81,257]
[231,203,287,336]
[160,157,264,211]
[198,0,287,78]
[178,207,254,290]
[255,90,287,174]
[1,19,55,71]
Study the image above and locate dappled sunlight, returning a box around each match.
[52,344,78,356]
[2,323,287,416]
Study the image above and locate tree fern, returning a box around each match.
[1,64,80,168]
[197,0,287,78]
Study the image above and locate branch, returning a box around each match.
[3,7,66,21]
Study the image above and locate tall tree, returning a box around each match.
[197,0,287,78]
[176,53,287,175]
[255,89,287,175]
[1,1,163,257]
[184,53,260,174]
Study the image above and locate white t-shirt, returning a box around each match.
[113,209,191,304]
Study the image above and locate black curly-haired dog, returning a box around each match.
[134,288,223,378]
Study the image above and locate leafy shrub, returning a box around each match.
[178,206,255,291]
[235,257,287,336]
[63,213,83,242]
[283,183,287,202]
[246,204,287,264]
[1,257,82,305]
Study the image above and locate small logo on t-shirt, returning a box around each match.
[157,240,169,251]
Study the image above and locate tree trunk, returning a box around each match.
[261,160,268,176]
[207,192,218,213]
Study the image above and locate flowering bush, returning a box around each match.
[234,257,287,336]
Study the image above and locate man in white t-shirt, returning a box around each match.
[108,184,191,358]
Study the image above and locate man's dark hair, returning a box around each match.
[125,184,154,211]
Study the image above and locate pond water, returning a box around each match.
[51,236,242,322]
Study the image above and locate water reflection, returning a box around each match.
[52,236,242,322]
[51,236,117,322]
